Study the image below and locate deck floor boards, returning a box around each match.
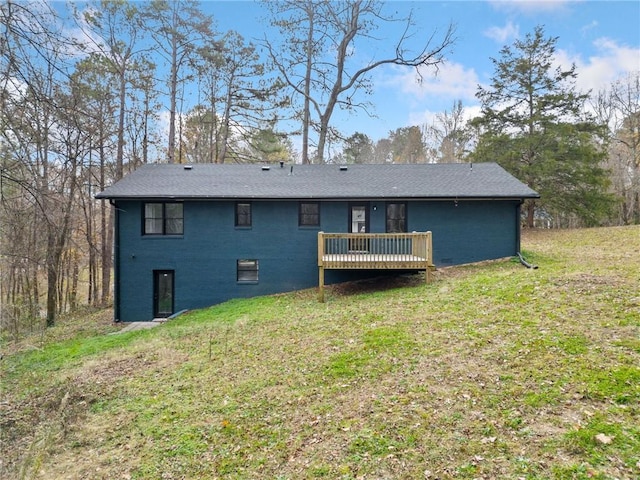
[321,253,429,269]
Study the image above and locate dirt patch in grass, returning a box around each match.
[327,272,427,296]
[32,346,195,479]
[2,307,119,357]
[551,272,628,291]
[326,258,514,298]
[1,344,192,479]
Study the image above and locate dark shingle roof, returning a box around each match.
[95,162,539,200]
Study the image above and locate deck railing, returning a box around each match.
[317,231,434,301]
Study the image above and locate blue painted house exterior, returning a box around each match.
[97,163,538,322]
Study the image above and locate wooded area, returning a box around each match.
[1,0,638,336]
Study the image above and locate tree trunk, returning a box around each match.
[101,206,113,306]
[116,71,126,180]
[301,4,314,164]
[70,252,79,311]
[218,73,235,163]
[167,8,179,164]
[45,232,58,327]
[526,201,535,228]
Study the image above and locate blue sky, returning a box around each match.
[198,0,640,143]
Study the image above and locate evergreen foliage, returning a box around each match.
[470,26,616,227]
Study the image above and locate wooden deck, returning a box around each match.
[317,232,435,301]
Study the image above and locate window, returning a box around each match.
[237,259,259,282]
[299,202,320,227]
[144,202,183,235]
[235,202,252,227]
[386,202,406,233]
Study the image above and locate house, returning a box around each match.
[96,162,539,322]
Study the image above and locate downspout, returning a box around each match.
[516,200,522,255]
[111,199,121,322]
[517,252,538,269]
[516,200,538,269]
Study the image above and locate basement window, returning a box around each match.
[237,259,259,283]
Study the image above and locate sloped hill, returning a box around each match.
[2,226,639,479]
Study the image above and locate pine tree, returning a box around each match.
[470,26,615,227]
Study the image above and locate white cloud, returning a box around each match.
[489,0,577,14]
[580,20,598,36]
[407,109,438,129]
[554,38,640,93]
[375,61,482,133]
[484,21,520,44]
[386,61,480,103]
[408,104,482,129]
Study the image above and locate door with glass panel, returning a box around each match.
[153,270,174,318]
[349,203,369,252]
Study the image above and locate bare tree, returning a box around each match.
[593,73,640,224]
[264,0,455,163]
[372,137,392,164]
[73,1,160,306]
[69,55,120,306]
[389,126,427,163]
[423,100,473,163]
[75,0,149,180]
[0,0,84,328]
[126,60,161,169]
[143,0,214,164]
[187,31,284,163]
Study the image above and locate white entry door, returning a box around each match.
[350,204,368,233]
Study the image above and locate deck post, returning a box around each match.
[319,266,325,302]
[318,232,325,302]
[426,231,433,284]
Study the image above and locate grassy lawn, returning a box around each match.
[2,226,639,479]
